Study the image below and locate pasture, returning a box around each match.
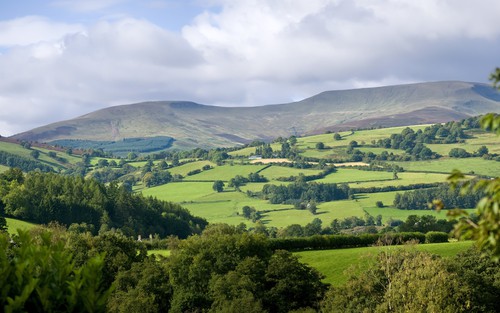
[391,157,500,177]
[295,240,474,286]
[6,217,36,234]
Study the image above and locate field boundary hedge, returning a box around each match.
[269,232,427,251]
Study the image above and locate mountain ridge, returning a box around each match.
[12,81,500,150]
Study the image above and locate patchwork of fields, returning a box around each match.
[2,122,499,230]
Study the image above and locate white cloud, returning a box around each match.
[0,16,83,47]
[1,0,500,136]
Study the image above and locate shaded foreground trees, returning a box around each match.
[3,224,500,312]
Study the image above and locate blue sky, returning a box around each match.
[1,0,500,135]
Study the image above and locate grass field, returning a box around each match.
[315,168,394,184]
[6,217,36,234]
[0,164,9,173]
[183,164,268,181]
[168,160,215,177]
[295,241,474,286]
[391,157,500,177]
[259,165,323,180]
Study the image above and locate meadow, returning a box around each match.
[140,125,498,228]
[6,217,36,234]
[295,240,474,286]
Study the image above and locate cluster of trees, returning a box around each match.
[260,181,350,204]
[254,136,300,159]
[0,169,207,238]
[393,184,483,210]
[448,145,492,158]
[397,214,456,233]
[0,150,53,173]
[372,127,438,160]
[228,172,268,190]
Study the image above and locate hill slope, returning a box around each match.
[12,81,500,150]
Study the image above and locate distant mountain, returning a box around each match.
[12,81,500,150]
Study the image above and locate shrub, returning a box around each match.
[425,231,449,243]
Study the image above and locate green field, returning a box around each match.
[295,241,474,286]
[259,165,323,180]
[0,164,9,173]
[392,157,500,177]
[168,160,215,177]
[316,168,394,184]
[183,164,268,181]
[6,217,36,234]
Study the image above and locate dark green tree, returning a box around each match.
[213,180,225,192]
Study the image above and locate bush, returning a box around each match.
[425,231,449,243]
[375,201,384,208]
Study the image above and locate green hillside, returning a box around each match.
[12,81,500,151]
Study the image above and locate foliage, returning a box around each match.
[425,231,449,243]
[107,257,172,313]
[167,224,327,313]
[261,181,349,204]
[212,180,225,192]
[0,229,112,312]
[0,171,207,238]
[393,184,481,210]
[269,232,426,251]
[398,215,454,234]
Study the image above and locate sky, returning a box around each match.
[1,0,500,136]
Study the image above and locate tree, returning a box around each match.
[213,180,225,192]
[30,150,40,159]
[333,133,342,140]
[449,147,470,158]
[476,145,489,156]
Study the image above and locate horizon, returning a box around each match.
[1,1,500,135]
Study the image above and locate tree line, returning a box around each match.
[258,181,350,204]
[393,183,483,210]
[0,168,207,238]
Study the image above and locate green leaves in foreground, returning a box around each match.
[0,229,112,312]
[445,113,500,260]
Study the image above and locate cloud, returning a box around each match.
[1,0,500,136]
[0,16,83,47]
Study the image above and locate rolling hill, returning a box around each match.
[12,81,500,150]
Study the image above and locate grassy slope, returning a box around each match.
[6,217,36,234]
[295,241,474,286]
[392,157,500,177]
